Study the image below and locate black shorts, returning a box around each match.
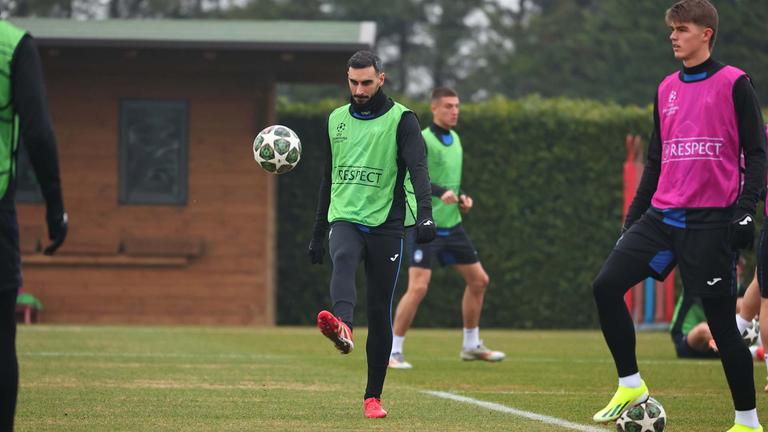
[0,210,21,292]
[406,224,479,268]
[615,214,737,298]
[671,333,718,359]
[758,225,768,298]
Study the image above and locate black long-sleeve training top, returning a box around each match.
[312,89,432,238]
[625,57,766,229]
[1,34,63,215]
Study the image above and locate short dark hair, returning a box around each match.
[665,0,718,50]
[431,87,458,101]
[347,50,383,73]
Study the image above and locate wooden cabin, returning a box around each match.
[10,18,375,325]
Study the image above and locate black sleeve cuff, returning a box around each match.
[431,183,447,197]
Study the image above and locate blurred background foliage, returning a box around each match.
[4,0,767,104]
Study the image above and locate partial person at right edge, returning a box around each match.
[754,124,768,394]
[591,1,766,431]
[0,21,69,432]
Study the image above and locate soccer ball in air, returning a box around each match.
[742,319,760,347]
[253,125,302,174]
[615,398,666,432]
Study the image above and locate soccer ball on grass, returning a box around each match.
[253,125,302,174]
[615,397,666,432]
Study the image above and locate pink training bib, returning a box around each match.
[652,66,746,209]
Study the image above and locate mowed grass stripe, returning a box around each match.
[18,350,726,367]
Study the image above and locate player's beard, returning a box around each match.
[352,84,380,107]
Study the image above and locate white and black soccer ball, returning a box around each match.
[741,319,760,347]
[253,125,302,174]
[616,398,666,432]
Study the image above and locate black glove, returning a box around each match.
[43,211,68,255]
[308,237,326,265]
[730,210,755,251]
[415,218,436,244]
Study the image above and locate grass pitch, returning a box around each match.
[15,325,765,431]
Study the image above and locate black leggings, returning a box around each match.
[0,289,18,431]
[328,222,403,400]
[593,251,755,410]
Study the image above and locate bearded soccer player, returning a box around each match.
[308,50,435,418]
[591,1,765,431]
[388,87,504,369]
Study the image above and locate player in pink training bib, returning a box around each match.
[591,2,766,431]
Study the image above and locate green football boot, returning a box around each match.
[592,380,649,422]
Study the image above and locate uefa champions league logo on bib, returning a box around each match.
[663,90,679,117]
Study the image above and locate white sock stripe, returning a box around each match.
[462,327,481,349]
[424,390,608,432]
[391,335,405,354]
[617,373,642,389]
[735,408,760,429]
[736,314,751,334]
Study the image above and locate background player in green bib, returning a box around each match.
[388,87,504,370]
[0,22,68,431]
[308,50,435,419]
[670,292,719,359]
[671,257,761,359]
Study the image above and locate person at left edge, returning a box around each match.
[0,21,69,432]
[308,50,435,419]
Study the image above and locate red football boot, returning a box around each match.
[316,310,354,354]
[363,397,387,418]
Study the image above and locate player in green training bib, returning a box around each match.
[670,259,760,358]
[389,87,505,370]
[670,292,719,359]
[308,50,435,419]
[0,22,68,430]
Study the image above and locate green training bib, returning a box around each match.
[405,128,463,228]
[0,22,25,201]
[327,102,411,226]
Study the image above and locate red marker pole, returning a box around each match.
[622,135,637,316]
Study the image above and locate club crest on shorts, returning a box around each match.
[414,249,423,263]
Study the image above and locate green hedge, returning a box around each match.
[276,96,652,328]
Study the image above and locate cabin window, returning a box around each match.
[119,100,188,205]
